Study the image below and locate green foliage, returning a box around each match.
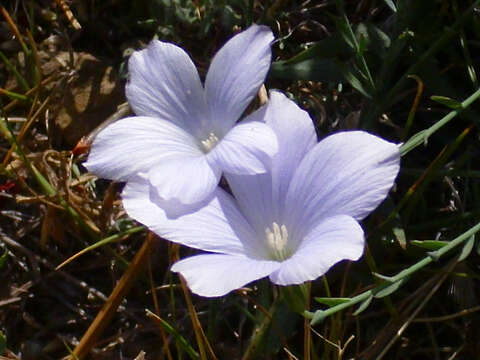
[0,331,5,355]
[0,249,7,269]
[1,0,480,358]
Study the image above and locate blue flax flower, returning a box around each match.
[121,91,401,296]
[85,25,277,206]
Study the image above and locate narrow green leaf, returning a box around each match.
[393,226,407,249]
[358,33,367,55]
[0,250,8,269]
[314,297,351,307]
[281,284,308,314]
[338,64,373,98]
[329,14,356,50]
[431,95,463,109]
[353,295,373,315]
[372,272,395,282]
[383,0,397,12]
[146,310,199,359]
[355,23,391,56]
[0,88,30,102]
[0,51,30,91]
[373,278,407,298]
[458,235,475,262]
[311,309,327,324]
[410,240,449,250]
[0,331,6,355]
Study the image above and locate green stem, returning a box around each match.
[364,0,480,126]
[306,221,480,325]
[400,87,480,156]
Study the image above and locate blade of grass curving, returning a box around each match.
[452,0,478,89]
[383,0,397,12]
[0,88,30,102]
[3,74,57,113]
[71,233,155,359]
[307,221,480,325]
[333,1,376,96]
[25,29,42,85]
[403,75,424,140]
[55,226,144,270]
[146,310,199,360]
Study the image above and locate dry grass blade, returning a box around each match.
[69,233,155,359]
[147,256,173,360]
[375,260,457,360]
[53,0,82,30]
[0,6,28,53]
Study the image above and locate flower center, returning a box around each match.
[265,222,291,261]
[200,132,219,152]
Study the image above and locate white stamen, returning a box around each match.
[265,222,290,261]
[200,132,219,152]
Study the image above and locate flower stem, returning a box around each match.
[401,87,480,156]
[306,220,480,325]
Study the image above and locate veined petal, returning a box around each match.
[225,173,274,238]
[147,153,221,205]
[269,215,364,285]
[171,254,281,297]
[208,117,278,175]
[266,91,317,217]
[286,131,400,231]
[84,116,200,181]
[225,91,316,233]
[126,40,208,135]
[205,25,274,134]
[122,179,257,256]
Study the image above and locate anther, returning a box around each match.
[265,222,290,261]
[200,132,219,152]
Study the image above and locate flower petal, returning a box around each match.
[84,116,200,182]
[225,90,316,233]
[286,131,400,231]
[269,215,364,285]
[171,254,281,297]
[122,179,258,256]
[266,91,317,214]
[147,153,221,205]
[205,25,274,134]
[208,116,278,175]
[126,40,208,136]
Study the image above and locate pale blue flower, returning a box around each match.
[85,25,277,206]
[122,91,401,297]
